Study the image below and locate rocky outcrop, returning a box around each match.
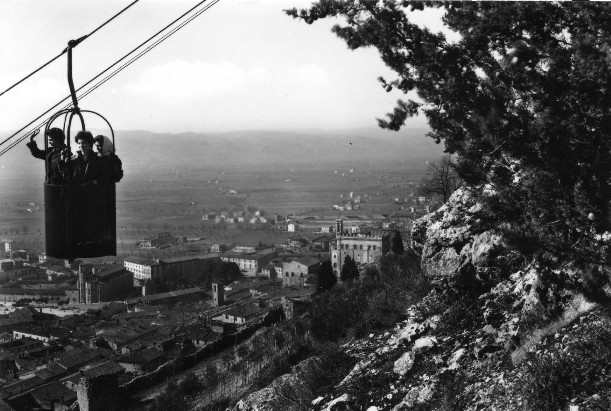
[235,187,611,411]
[304,188,610,411]
[234,356,323,411]
[412,187,510,288]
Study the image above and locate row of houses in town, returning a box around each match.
[0,260,136,305]
[219,248,277,276]
[0,288,68,303]
[202,209,269,225]
[124,284,221,307]
[0,238,335,409]
[333,201,362,211]
[139,232,185,249]
[0,272,322,409]
[123,254,220,282]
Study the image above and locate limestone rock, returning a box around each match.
[393,352,415,376]
[235,356,323,411]
[412,336,437,353]
[321,393,350,411]
[448,348,466,369]
[339,359,372,386]
[421,246,462,280]
[393,383,436,410]
[470,231,506,269]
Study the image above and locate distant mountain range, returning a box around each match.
[0,127,445,176]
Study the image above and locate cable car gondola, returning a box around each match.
[41,38,117,261]
[5,1,222,260]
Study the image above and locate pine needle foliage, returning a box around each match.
[287,2,611,268]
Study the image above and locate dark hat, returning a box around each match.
[74,131,94,146]
[45,127,65,141]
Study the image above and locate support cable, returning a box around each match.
[0,0,220,158]
[0,0,140,99]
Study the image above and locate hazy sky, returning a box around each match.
[0,0,444,135]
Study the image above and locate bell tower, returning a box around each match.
[212,282,224,307]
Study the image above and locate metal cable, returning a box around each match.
[0,0,220,157]
[0,51,66,99]
[0,0,140,99]
[85,0,140,39]
[78,0,221,102]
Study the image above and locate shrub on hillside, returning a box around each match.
[260,343,357,411]
[309,281,374,341]
[364,252,431,328]
[148,379,187,411]
[518,315,611,410]
[179,371,200,396]
[309,251,429,341]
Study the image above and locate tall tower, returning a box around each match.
[212,283,224,307]
[334,218,344,277]
[78,263,92,304]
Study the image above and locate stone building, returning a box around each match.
[123,256,163,281]
[212,282,224,307]
[0,288,66,303]
[330,218,391,277]
[123,254,221,282]
[220,249,277,276]
[282,257,320,288]
[77,264,133,304]
[76,362,124,411]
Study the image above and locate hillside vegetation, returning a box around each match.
[232,187,611,411]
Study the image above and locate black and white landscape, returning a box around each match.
[0,2,609,411]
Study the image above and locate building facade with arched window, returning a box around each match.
[330,218,391,277]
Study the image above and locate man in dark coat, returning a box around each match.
[63,131,107,255]
[26,127,68,184]
[65,131,105,185]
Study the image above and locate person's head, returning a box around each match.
[93,135,114,156]
[75,131,94,156]
[45,128,65,148]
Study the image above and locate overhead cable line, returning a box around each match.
[77,0,222,104]
[0,0,221,158]
[0,0,140,99]
[0,0,219,156]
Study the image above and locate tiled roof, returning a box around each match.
[31,381,76,403]
[295,257,320,267]
[57,348,110,370]
[12,325,68,338]
[118,347,164,365]
[113,311,158,320]
[34,363,66,381]
[0,289,66,296]
[223,304,264,320]
[95,266,130,280]
[0,376,44,399]
[124,287,204,304]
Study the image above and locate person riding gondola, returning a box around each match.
[61,131,109,256]
[26,127,68,185]
[62,131,105,185]
[93,135,123,183]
